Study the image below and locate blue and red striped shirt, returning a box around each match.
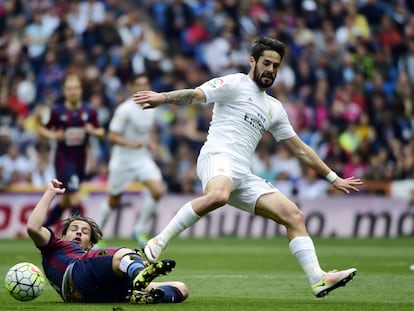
[44,102,100,190]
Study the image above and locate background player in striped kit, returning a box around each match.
[39,74,105,226]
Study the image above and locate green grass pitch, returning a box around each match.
[1,237,413,310]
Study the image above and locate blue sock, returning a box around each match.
[127,262,145,278]
[157,285,185,303]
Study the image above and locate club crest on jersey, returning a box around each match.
[268,108,273,119]
[207,78,224,89]
[82,111,89,121]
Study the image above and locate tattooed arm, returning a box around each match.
[133,89,206,109]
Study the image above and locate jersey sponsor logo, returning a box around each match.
[65,127,86,146]
[244,113,265,134]
[207,78,224,89]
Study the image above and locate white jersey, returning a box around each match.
[198,73,296,166]
[109,97,155,166]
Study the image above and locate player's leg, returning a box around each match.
[113,248,175,290]
[94,193,122,249]
[45,189,84,226]
[255,190,357,297]
[144,153,234,262]
[68,191,84,216]
[65,170,85,216]
[132,184,163,248]
[99,165,133,230]
[255,191,325,280]
[67,253,170,303]
[44,170,77,226]
[99,193,122,231]
[147,281,189,303]
[144,177,232,262]
[44,193,68,226]
[132,159,164,247]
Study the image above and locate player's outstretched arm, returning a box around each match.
[133,89,206,109]
[27,179,66,247]
[282,135,363,194]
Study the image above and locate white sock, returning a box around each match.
[99,202,112,231]
[289,236,325,284]
[157,201,201,243]
[134,192,157,233]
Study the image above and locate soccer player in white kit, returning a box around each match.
[99,74,164,248]
[133,37,363,298]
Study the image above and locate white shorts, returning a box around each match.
[197,152,279,214]
[108,156,162,195]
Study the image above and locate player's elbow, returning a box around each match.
[26,223,41,237]
[26,225,50,247]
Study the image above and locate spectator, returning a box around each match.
[358,0,384,34]
[164,0,194,53]
[31,144,55,188]
[24,10,52,73]
[0,0,412,194]
[0,143,33,186]
[296,167,330,199]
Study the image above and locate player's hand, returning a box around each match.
[55,129,65,141]
[133,91,166,109]
[48,179,66,194]
[131,141,145,149]
[84,122,95,134]
[332,176,363,194]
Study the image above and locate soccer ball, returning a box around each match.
[4,262,45,301]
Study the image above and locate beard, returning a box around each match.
[253,66,275,89]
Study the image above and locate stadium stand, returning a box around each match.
[0,0,413,197]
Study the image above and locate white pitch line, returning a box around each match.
[188,274,286,279]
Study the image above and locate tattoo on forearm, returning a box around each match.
[163,90,197,105]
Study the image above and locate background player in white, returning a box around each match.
[98,74,164,247]
[133,36,363,298]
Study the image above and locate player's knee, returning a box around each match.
[174,282,189,301]
[151,189,164,201]
[285,205,305,227]
[205,190,229,208]
[109,195,121,209]
[113,248,141,273]
[158,282,189,302]
[69,192,82,206]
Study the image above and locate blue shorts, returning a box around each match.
[71,256,131,302]
[55,163,85,193]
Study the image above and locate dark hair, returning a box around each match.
[61,215,103,244]
[251,36,286,61]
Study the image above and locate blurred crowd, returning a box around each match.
[0,0,413,198]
